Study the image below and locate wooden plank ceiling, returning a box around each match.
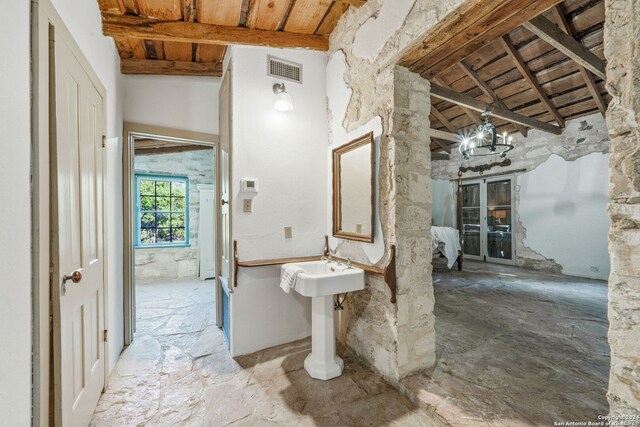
[398,0,608,153]
[99,0,363,76]
[134,138,212,155]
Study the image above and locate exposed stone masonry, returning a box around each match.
[328,0,465,382]
[603,0,640,415]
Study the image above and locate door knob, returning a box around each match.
[220,199,228,206]
[63,270,82,284]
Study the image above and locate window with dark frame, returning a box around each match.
[136,174,189,247]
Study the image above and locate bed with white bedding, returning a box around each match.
[432,226,463,270]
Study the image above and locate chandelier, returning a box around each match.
[459,111,515,160]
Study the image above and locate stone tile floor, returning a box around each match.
[90,278,434,427]
[401,260,610,427]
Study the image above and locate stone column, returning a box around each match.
[604,0,640,415]
[391,66,436,377]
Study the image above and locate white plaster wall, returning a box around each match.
[519,153,610,279]
[229,46,328,355]
[0,2,32,424]
[326,51,384,263]
[123,75,221,135]
[432,113,611,279]
[432,179,456,227]
[50,0,125,374]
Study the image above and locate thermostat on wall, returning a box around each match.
[240,178,258,192]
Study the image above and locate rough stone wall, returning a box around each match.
[392,67,436,376]
[604,0,640,415]
[134,149,214,281]
[431,113,610,274]
[328,0,465,381]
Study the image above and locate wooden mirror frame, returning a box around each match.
[332,132,375,243]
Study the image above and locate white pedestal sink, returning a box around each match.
[281,260,365,380]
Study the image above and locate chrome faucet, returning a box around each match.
[321,255,334,264]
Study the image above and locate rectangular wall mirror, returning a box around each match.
[333,132,375,243]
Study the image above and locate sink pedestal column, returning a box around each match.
[304,295,343,380]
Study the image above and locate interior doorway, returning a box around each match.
[122,124,219,345]
[461,175,515,264]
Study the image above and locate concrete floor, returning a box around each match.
[90,279,433,427]
[401,260,610,427]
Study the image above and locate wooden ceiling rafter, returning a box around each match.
[100,0,364,76]
[523,14,606,79]
[432,77,483,126]
[431,83,564,135]
[135,138,213,155]
[409,0,608,149]
[458,60,529,137]
[401,0,566,78]
[550,5,606,116]
[102,13,329,51]
[121,57,222,76]
[430,138,452,154]
[430,106,458,133]
[499,34,566,128]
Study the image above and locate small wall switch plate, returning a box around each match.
[243,199,252,213]
[284,226,293,239]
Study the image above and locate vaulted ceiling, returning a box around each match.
[98,0,365,76]
[398,0,608,153]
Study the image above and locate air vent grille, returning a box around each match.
[268,56,302,83]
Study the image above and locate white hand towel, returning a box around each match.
[280,264,304,294]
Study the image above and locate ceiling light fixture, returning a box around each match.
[459,111,514,160]
[273,83,293,112]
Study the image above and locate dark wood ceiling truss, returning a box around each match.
[398,0,609,153]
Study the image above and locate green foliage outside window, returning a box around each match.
[136,175,189,246]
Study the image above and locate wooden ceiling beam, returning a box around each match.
[337,0,366,6]
[121,58,222,76]
[181,0,197,22]
[430,138,451,154]
[458,60,528,137]
[430,129,460,144]
[101,12,329,50]
[430,83,563,135]
[499,35,565,128]
[136,145,211,156]
[523,15,606,80]
[551,6,606,117]
[430,106,457,133]
[400,0,565,78]
[432,77,483,126]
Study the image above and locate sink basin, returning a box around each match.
[291,260,365,297]
[281,260,365,381]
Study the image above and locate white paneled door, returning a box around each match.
[52,27,106,427]
[218,70,232,285]
[199,186,216,280]
[218,69,232,342]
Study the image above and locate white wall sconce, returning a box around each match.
[273,83,293,112]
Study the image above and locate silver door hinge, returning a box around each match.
[102,135,106,148]
[103,329,108,342]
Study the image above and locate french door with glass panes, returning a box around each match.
[460,176,515,264]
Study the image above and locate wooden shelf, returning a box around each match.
[237,256,322,268]
[232,236,398,303]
